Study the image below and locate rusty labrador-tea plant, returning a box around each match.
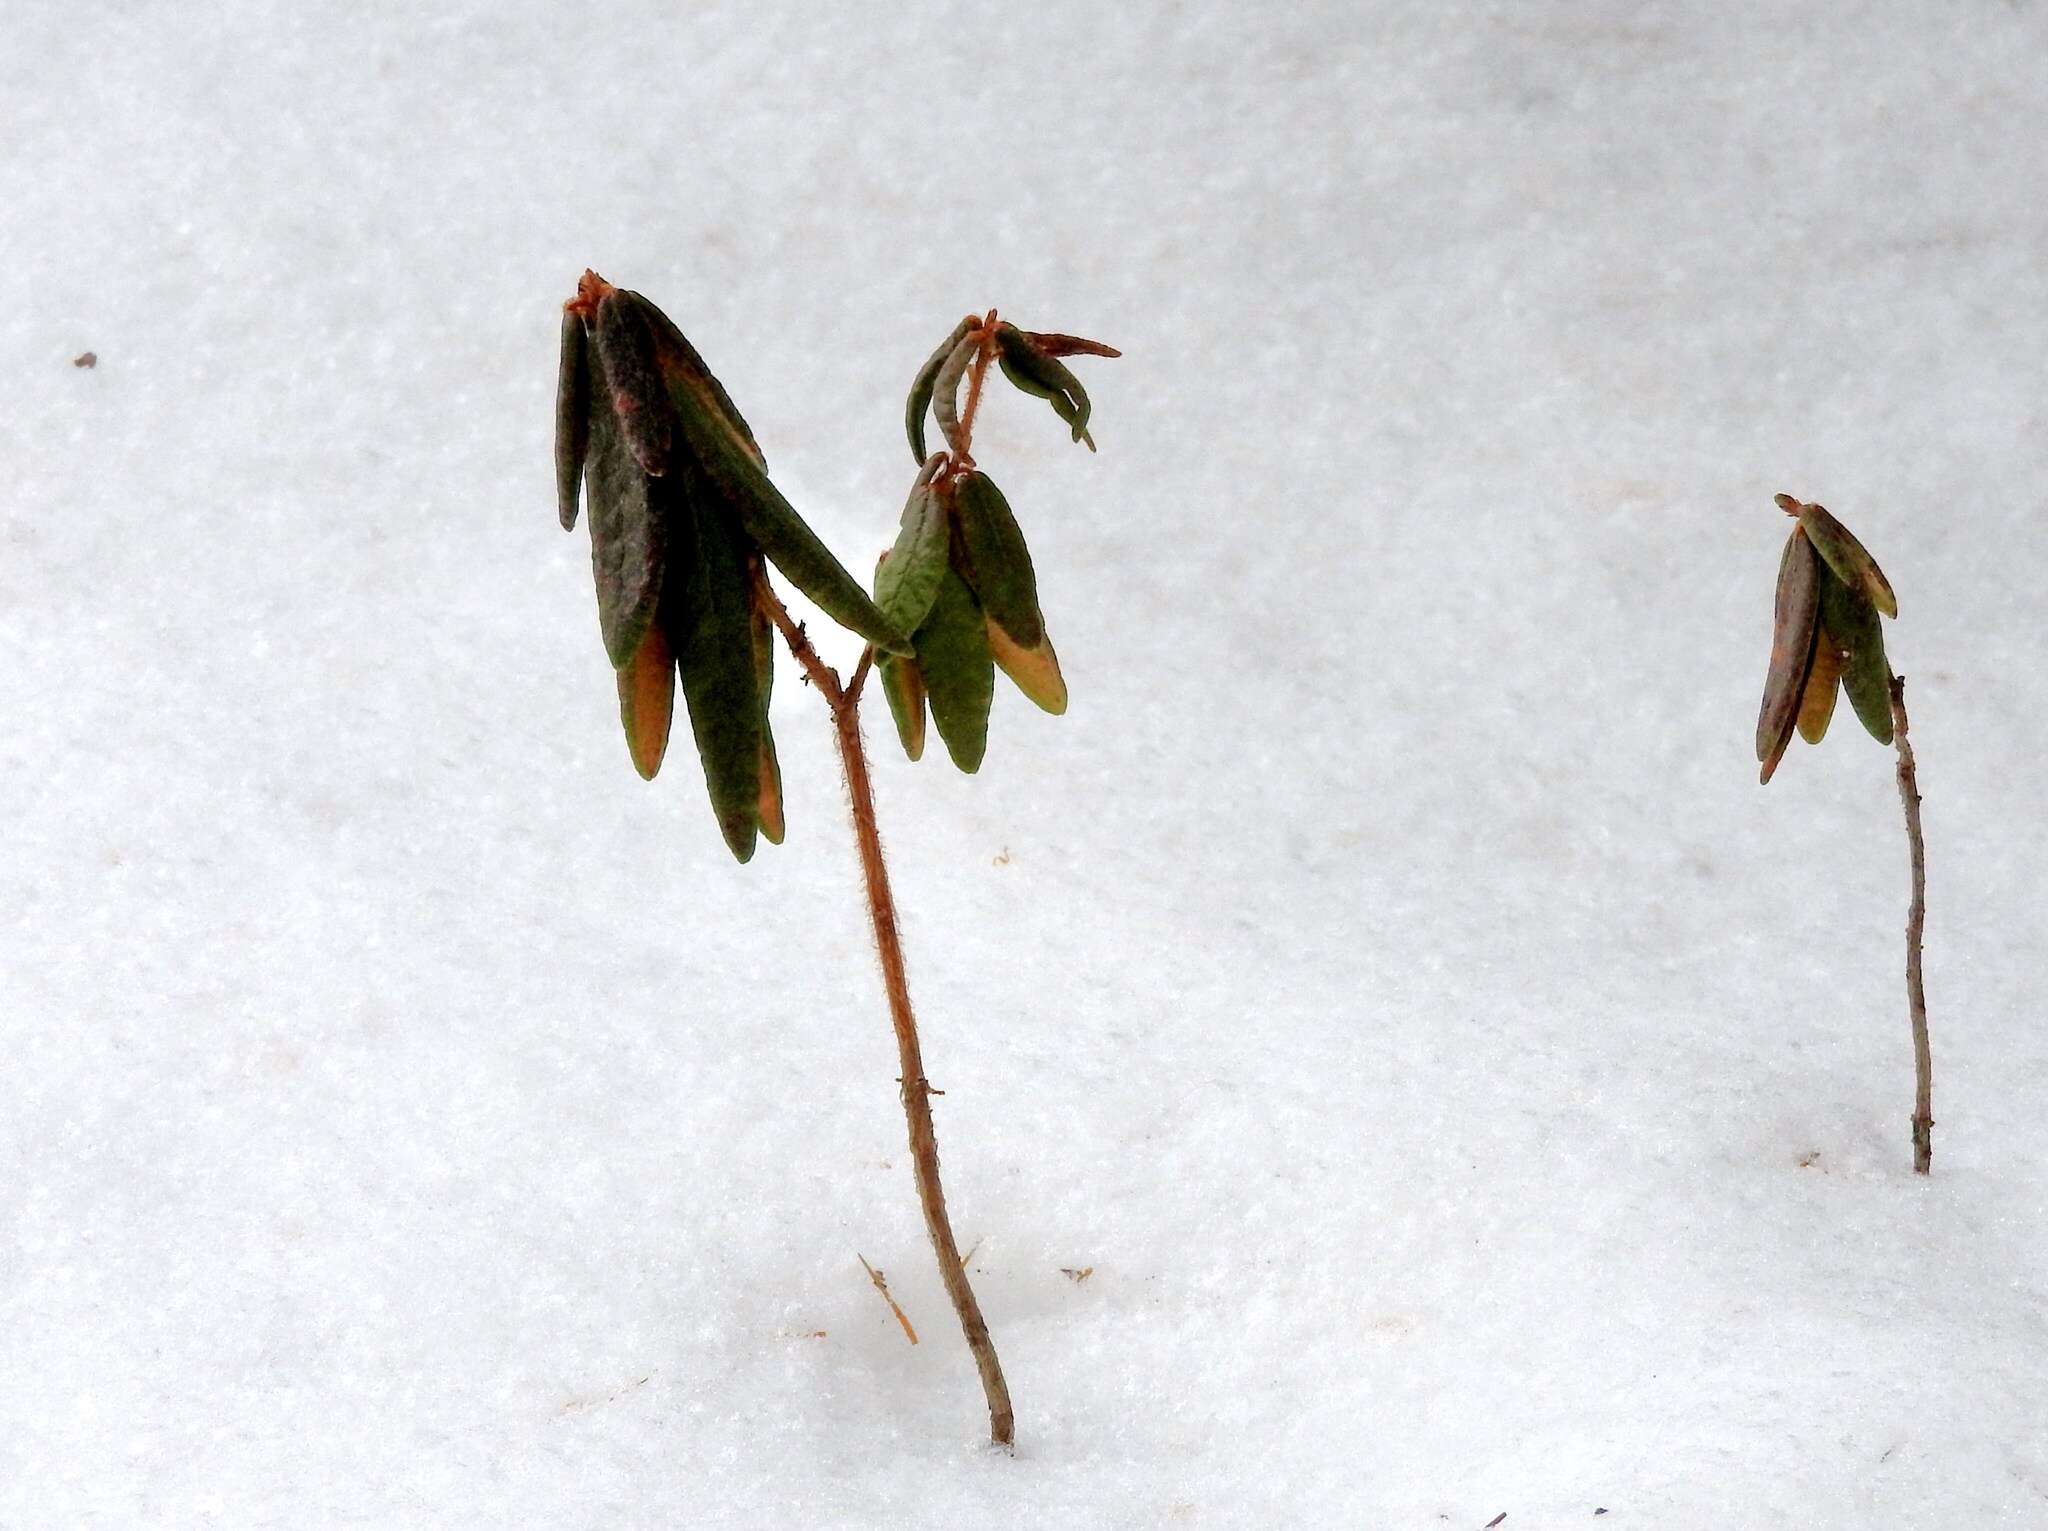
[1754,492,1932,1174]
[555,272,1116,1445]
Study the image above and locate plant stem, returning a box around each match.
[1889,675,1933,1175]
[956,311,998,463]
[755,573,1016,1446]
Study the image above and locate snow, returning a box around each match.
[4,2,2047,1525]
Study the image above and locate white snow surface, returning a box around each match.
[5,3,2047,1526]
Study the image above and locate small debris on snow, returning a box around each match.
[858,1254,919,1344]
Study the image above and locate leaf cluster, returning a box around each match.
[1755,493,1899,785]
[876,315,1116,771]
[555,272,911,860]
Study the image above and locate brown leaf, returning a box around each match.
[1756,528,1819,782]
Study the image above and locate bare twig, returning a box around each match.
[755,572,1016,1445]
[1889,675,1933,1174]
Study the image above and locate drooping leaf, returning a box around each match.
[905,316,975,467]
[594,292,677,478]
[631,294,767,471]
[1796,502,1897,619]
[1819,571,1894,744]
[616,618,676,780]
[873,478,950,634]
[878,653,928,761]
[988,619,1067,715]
[653,355,912,657]
[672,479,766,861]
[916,565,994,773]
[1796,623,1844,745]
[581,338,667,669]
[555,310,589,530]
[994,322,1095,450]
[1756,526,1820,772]
[953,471,1044,648]
[618,291,905,651]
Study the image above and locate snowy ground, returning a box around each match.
[5,2,2047,1526]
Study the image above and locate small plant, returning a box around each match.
[554,272,1116,1444]
[1754,493,1932,1173]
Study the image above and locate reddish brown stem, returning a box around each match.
[755,574,1015,1445]
[955,311,999,465]
[1890,675,1933,1174]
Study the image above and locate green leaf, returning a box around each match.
[1797,503,1897,618]
[905,316,974,467]
[953,470,1044,648]
[1756,526,1819,780]
[1819,570,1894,745]
[594,292,677,478]
[647,334,912,657]
[916,565,994,773]
[994,322,1095,450]
[631,294,768,471]
[873,477,949,634]
[581,338,667,669]
[671,476,767,862]
[555,310,589,530]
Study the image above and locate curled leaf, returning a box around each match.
[994,322,1094,450]
[1020,330,1122,359]
[930,328,981,458]
[555,310,589,530]
[906,316,975,467]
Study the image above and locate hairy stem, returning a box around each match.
[755,574,1016,1445]
[1889,675,1932,1175]
[955,310,999,464]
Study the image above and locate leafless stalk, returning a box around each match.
[1890,675,1933,1174]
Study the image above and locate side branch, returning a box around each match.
[755,572,844,705]
[1890,675,1932,1175]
